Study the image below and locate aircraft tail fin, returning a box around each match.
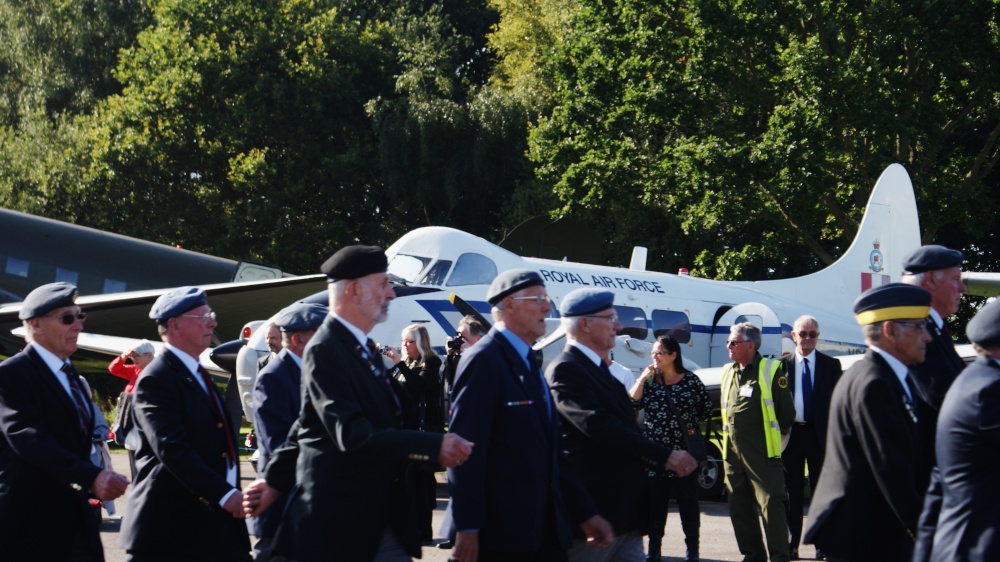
[753,164,921,316]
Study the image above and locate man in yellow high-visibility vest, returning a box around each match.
[721,322,795,562]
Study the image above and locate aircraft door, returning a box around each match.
[709,303,782,367]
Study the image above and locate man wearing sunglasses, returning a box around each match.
[780,316,842,560]
[804,283,932,562]
[0,282,130,561]
[121,286,251,561]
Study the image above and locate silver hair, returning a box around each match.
[731,322,762,351]
[561,315,584,337]
[793,315,819,331]
[902,270,943,287]
[862,322,884,345]
[132,340,155,356]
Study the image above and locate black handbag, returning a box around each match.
[109,391,134,446]
[665,381,708,464]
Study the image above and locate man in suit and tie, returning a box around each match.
[250,301,327,560]
[243,245,473,562]
[781,315,842,560]
[0,282,130,562]
[546,288,698,562]
[121,287,250,561]
[804,283,932,562]
[447,269,613,562]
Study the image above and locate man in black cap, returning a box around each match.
[804,283,932,562]
[448,269,613,562]
[0,282,130,562]
[121,286,251,562]
[546,288,696,562]
[915,299,1000,561]
[245,245,473,562]
[250,302,327,559]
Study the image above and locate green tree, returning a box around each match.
[530,0,1000,279]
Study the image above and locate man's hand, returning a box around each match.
[438,433,474,468]
[450,530,478,562]
[91,469,129,500]
[666,449,699,477]
[242,479,280,518]
[580,514,614,547]
[222,490,245,518]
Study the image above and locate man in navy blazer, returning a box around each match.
[0,282,129,562]
[546,288,697,562]
[915,299,1000,561]
[448,269,614,562]
[121,287,250,561]
[780,315,842,559]
[804,283,932,562]
[243,245,473,562]
[250,301,327,558]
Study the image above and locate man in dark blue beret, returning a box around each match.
[546,288,695,562]
[0,282,130,561]
[915,299,1000,560]
[245,245,473,562]
[448,271,613,561]
[121,286,251,561]
[250,302,327,559]
[805,283,932,562]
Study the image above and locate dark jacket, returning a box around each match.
[447,328,597,554]
[546,344,670,536]
[269,317,442,562]
[120,349,250,561]
[394,354,445,432]
[780,350,843,455]
[804,350,921,562]
[0,344,104,561]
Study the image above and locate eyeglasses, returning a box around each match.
[893,320,928,332]
[726,340,749,347]
[45,312,87,325]
[796,330,819,339]
[585,314,618,323]
[509,295,550,305]
[180,311,217,323]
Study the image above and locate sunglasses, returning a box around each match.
[726,340,749,347]
[796,331,819,339]
[45,312,87,325]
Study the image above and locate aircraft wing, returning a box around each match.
[962,272,1000,297]
[0,274,327,357]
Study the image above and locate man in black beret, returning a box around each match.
[805,283,932,562]
[448,271,613,562]
[245,245,473,562]
[0,282,130,562]
[546,288,696,562]
[250,302,327,559]
[914,298,1000,560]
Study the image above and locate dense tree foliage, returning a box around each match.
[531,0,1000,278]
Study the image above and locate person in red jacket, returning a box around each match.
[108,340,155,393]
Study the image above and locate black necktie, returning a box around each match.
[903,372,919,424]
[62,363,92,433]
[366,339,400,409]
[802,358,814,423]
[197,366,236,468]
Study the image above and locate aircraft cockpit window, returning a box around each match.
[445,253,498,286]
[55,268,79,285]
[613,305,648,340]
[420,260,453,286]
[5,257,28,277]
[387,254,432,285]
[652,310,691,344]
[103,279,126,293]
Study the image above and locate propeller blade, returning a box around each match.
[448,294,492,331]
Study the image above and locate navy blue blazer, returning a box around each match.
[270,317,442,562]
[546,344,670,536]
[804,350,921,561]
[0,344,104,561]
[780,350,843,453]
[120,349,250,561]
[916,354,1000,561]
[448,328,597,554]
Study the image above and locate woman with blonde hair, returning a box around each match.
[385,323,444,544]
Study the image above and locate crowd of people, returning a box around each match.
[0,241,997,562]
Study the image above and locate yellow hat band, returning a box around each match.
[855,306,931,325]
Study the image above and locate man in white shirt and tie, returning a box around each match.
[780,315,842,560]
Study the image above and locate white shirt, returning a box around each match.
[30,342,77,403]
[793,350,816,424]
[869,345,913,401]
